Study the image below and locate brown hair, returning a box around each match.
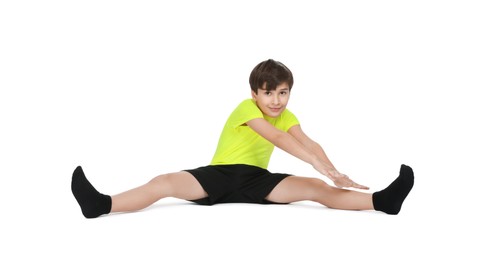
[249,59,293,93]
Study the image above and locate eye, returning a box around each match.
[280,91,287,95]
[265,91,272,96]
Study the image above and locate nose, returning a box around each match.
[272,95,280,105]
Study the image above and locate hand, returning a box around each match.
[329,170,369,190]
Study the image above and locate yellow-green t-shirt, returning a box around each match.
[210,99,300,169]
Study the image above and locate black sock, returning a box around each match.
[372,164,414,215]
[71,166,112,218]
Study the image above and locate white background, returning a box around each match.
[1,1,485,259]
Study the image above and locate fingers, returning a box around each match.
[337,176,369,190]
[352,182,369,190]
[332,173,370,190]
[347,177,369,189]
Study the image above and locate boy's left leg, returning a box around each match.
[265,176,374,211]
[266,165,414,214]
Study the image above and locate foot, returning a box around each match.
[372,164,414,215]
[71,166,111,218]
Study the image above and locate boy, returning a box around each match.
[72,59,414,218]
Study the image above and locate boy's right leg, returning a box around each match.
[71,166,208,218]
[111,171,208,213]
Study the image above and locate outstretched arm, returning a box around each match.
[287,125,368,189]
[287,125,336,171]
[246,118,368,189]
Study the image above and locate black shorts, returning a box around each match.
[184,164,291,205]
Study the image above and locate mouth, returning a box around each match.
[269,107,282,112]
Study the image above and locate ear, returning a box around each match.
[251,90,258,100]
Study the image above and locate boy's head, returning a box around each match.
[249,59,293,93]
[249,59,294,118]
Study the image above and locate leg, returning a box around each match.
[111,171,208,212]
[267,164,414,214]
[265,176,373,210]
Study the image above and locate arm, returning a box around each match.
[287,125,336,171]
[247,118,321,168]
[287,124,368,189]
[246,118,368,189]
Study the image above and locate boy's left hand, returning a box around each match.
[331,171,369,190]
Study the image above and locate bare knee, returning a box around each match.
[147,173,177,197]
[306,178,333,201]
[147,172,205,199]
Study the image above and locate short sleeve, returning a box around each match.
[280,109,300,132]
[229,99,264,128]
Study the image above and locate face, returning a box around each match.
[252,83,290,118]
